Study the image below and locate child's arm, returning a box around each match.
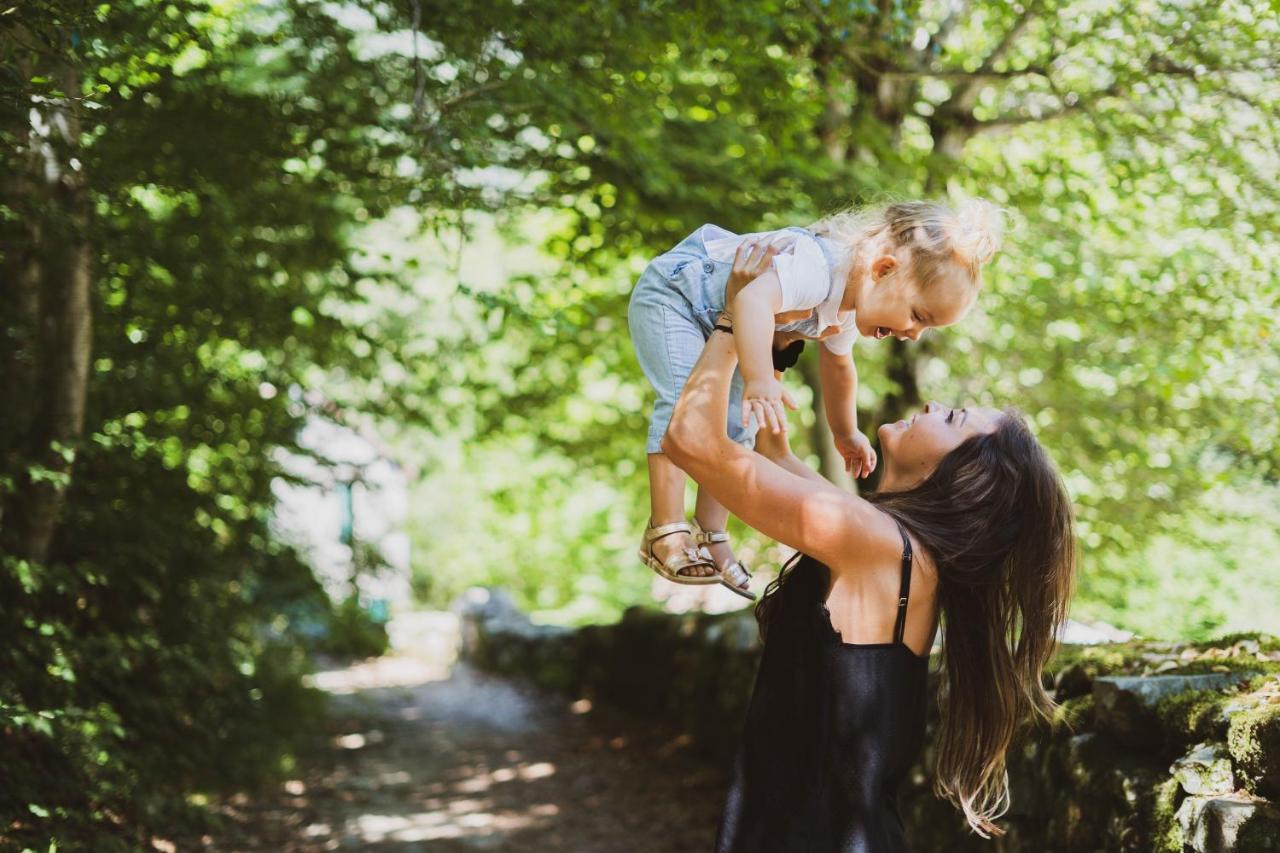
[727,241,797,435]
[819,346,877,479]
[730,269,783,384]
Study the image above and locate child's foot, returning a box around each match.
[640,520,719,584]
[692,520,756,600]
[651,531,716,577]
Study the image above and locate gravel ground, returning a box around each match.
[191,613,728,852]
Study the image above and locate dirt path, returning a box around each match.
[198,612,728,851]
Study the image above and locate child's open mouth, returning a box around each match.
[875,327,891,339]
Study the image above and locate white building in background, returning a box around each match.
[270,388,412,621]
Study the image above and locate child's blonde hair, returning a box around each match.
[810,197,1006,292]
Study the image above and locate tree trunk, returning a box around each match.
[0,39,92,565]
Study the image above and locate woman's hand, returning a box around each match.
[725,233,795,309]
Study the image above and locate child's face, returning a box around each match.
[855,258,975,342]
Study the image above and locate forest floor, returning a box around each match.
[191,611,727,852]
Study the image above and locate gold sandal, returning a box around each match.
[692,520,757,601]
[639,520,720,585]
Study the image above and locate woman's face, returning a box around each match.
[877,401,1001,489]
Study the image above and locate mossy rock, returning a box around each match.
[1050,693,1095,737]
[1059,732,1161,844]
[1096,673,1261,751]
[1046,634,1280,691]
[1155,674,1273,753]
[1150,777,1186,853]
[1227,698,1280,798]
[1157,686,1243,748]
[1188,632,1280,655]
[1177,795,1280,852]
[1236,800,1280,851]
[1047,642,1155,681]
[1171,742,1236,796]
[1053,662,1094,699]
[1162,657,1280,677]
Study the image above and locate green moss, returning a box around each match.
[1237,805,1280,851]
[1051,694,1095,736]
[1188,632,1280,654]
[1159,658,1280,676]
[1046,634,1279,685]
[1048,642,1152,676]
[1155,689,1234,747]
[1154,674,1272,749]
[1228,699,1280,797]
[1149,777,1185,853]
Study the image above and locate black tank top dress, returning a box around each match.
[715,521,931,853]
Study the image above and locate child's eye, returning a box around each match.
[946,410,955,424]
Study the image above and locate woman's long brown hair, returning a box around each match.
[756,410,1077,837]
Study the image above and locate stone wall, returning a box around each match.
[456,588,1280,852]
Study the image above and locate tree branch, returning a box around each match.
[882,64,1052,81]
[941,5,1038,117]
[966,83,1125,131]
[1146,54,1278,115]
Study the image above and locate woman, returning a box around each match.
[661,239,1077,850]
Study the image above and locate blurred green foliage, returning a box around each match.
[2,0,409,847]
[1,0,1277,847]
[387,0,1278,634]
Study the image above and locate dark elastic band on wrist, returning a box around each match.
[713,323,734,335]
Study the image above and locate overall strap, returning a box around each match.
[891,518,914,645]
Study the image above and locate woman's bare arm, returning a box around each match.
[661,326,900,571]
[752,411,831,486]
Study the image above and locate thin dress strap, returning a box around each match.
[891,518,914,646]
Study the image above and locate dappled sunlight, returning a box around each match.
[197,614,725,849]
[350,801,561,844]
[453,761,557,793]
[306,652,452,695]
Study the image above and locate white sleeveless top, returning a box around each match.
[699,224,857,354]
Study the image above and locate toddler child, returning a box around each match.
[628,199,1003,599]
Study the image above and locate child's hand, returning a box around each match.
[726,233,796,307]
[743,376,798,435]
[834,431,877,479]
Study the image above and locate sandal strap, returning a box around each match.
[691,520,731,545]
[645,520,694,544]
[667,548,716,575]
[722,561,752,585]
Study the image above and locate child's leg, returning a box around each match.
[693,488,745,587]
[629,275,715,576]
[648,453,715,576]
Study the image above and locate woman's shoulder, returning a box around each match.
[815,504,924,580]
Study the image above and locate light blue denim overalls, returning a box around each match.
[628,223,842,454]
